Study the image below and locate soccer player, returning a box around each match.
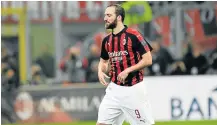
[97,4,155,125]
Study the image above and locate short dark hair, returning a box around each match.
[107,4,125,22]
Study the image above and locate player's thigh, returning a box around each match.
[97,95,125,125]
[122,82,155,125]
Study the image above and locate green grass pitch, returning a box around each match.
[5,120,217,125]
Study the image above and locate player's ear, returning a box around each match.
[117,15,122,21]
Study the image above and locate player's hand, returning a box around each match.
[98,71,110,86]
[117,69,130,84]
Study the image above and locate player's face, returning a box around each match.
[104,7,118,29]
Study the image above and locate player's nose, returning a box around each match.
[104,16,108,22]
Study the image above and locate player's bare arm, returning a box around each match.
[127,51,152,72]
[117,51,152,83]
[98,58,110,86]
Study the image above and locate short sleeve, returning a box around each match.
[133,32,153,56]
[100,37,109,60]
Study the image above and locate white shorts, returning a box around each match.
[97,81,155,125]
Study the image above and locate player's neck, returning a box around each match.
[113,23,125,35]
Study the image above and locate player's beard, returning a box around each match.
[105,17,117,29]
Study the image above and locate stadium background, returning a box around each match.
[1,1,217,125]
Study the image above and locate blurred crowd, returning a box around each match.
[1,40,55,87]
[59,40,101,84]
[2,31,217,87]
[57,31,217,84]
[145,34,217,76]
[1,40,19,90]
[30,44,55,85]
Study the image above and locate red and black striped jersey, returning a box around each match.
[100,25,153,86]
